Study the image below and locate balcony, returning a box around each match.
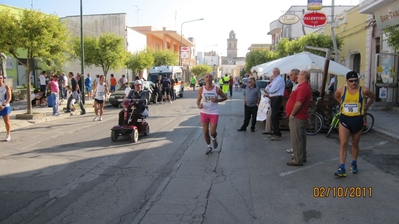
[267,20,282,35]
[359,0,397,14]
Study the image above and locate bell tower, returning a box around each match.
[227,30,237,58]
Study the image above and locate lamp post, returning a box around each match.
[203,44,217,65]
[179,18,204,66]
[80,0,85,104]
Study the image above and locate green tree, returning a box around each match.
[126,49,154,77]
[149,49,179,66]
[276,33,343,57]
[384,26,399,50]
[190,64,212,77]
[0,9,71,114]
[72,33,127,79]
[245,50,277,72]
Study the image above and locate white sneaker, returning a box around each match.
[286,148,293,153]
[5,134,11,142]
[93,115,98,121]
[99,116,103,121]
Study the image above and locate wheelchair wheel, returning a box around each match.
[144,125,149,136]
[131,129,139,143]
[111,130,118,142]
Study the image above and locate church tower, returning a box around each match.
[227,30,237,58]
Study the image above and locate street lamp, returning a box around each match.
[179,18,204,66]
[203,44,217,65]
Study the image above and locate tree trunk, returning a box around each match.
[25,61,32,115]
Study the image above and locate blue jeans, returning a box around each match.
[51,92,59,115]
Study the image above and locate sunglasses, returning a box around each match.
[348,79,358,83]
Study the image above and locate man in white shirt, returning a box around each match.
[264,67,285,141]
[39,71,47,97]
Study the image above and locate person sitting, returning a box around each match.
[118,80,147,126]
[31,89,42,107]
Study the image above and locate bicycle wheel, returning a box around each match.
[362,113,374,134]
[305,112,323,136]
[326,113,340,138]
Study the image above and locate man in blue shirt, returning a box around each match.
[85,73,92,100]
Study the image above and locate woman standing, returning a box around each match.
[0,74,11,141]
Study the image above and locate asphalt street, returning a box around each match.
[0,89,398,224]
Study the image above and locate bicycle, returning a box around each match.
[305,109,324,135]
[326,109,375,137]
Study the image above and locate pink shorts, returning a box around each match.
[200,113,219,124]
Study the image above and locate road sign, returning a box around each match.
[302,11,327,28]
[180,47,189,59]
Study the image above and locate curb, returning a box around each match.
[372,126,399,145]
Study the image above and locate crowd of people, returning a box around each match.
[197,68,376,177]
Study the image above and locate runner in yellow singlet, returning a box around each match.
[333,71,375,177]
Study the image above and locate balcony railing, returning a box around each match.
[359,0,377,8]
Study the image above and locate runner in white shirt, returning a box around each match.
[93,75,109,121]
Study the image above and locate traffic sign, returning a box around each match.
[180,47,189,59]
[302,12,327,28]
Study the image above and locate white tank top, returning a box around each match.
[95,83,106,100]
[0,85,10,107]
[200,85,219,115]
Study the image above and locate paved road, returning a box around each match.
[0,90,398,224]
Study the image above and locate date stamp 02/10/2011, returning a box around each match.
[313,186,373,198]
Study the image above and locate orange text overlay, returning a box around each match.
[313,186,372,198]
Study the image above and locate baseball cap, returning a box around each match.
[346,71,358,80]
[134,80,142,85]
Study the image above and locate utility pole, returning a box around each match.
[331,0,339,62]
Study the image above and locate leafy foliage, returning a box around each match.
[245,50,277,72]
[245,33,343,71]
[72,33,128,78]
[0,9,71,114]
[190,65,212,77]
[384,26,399,50]
[126,50,154,74]
[148,49,179,66]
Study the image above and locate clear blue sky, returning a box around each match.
[0,0,359,57]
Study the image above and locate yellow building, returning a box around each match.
[319,5,368,89]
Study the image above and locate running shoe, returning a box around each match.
[206,147,212,155]
[5,134,11,142]
[286,148,293,153]
[93,116,98,121]
[351,163,358,174]
[212,138,218,149]
[99,116,103,121]
[334,167,346,177]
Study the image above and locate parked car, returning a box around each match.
[109,80,157,107]
[198,78,205,87]
[255,79,270,90]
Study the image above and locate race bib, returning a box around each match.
[343,104,358,113]
[97,92,104,97]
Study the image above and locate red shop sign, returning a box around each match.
[302,12,327,28]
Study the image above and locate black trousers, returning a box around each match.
[119,108,141,126]
[270,96,283,137]
[229,85,233,97]
[241,104,258,130]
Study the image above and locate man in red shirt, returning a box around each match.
[285,70,312,166]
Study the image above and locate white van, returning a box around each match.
[148,66,184,98]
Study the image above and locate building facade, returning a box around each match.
[318,5,368,90]
[359,0,399,106]
[268,5,354,51]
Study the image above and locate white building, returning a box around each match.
[61,13,147,82]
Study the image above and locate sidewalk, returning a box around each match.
[1,99,399,144]
[0,99,111,133]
